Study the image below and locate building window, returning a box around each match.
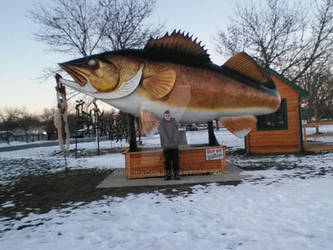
[257,98,288,130]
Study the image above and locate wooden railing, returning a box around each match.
[303,121,333,151]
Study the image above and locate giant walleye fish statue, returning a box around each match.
[59,31,281,137]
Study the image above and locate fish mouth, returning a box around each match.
[59,63,87,86]
[59,65,143,101]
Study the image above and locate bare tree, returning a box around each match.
[0,108,23,132]
[301,57,333,122]
[216,0,333,121]
[29,0,163,56]
[99,0,163,50]
[17,113,40,143]
[29,0,105,56]
[215,0,333,82]
[0,109,5,128]
[292,0,333,81]
[216,0,307,70]
[39,108,58,139]
[0,108,40,142]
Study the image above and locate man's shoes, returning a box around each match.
[165,175,171,180]
[174,174,180,180]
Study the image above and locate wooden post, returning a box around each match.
[128,114,137,152]
[208,121,219,146]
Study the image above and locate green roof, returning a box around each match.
[267,68,309,99]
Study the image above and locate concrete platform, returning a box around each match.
[96,162,242,188]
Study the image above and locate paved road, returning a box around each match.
[0,138,100,152]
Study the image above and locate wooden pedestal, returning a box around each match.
[125,146,226,179]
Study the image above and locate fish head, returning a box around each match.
[59,53,144,100]
[59,55,120,92]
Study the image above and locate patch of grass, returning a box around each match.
[0,169,113,219]
[67,147,127,157]
[0,169,240,221]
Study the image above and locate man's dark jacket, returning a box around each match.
[159,118,180,149]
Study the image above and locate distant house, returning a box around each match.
[0,130,13,142]
[0,128,47,143]
[245,68,309,154]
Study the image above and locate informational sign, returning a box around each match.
[205,148,224,161]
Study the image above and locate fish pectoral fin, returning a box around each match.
[139,109,160,136]
[142,69,176,98]
[220,116,257,138]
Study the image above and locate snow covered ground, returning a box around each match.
[1,129,333,250]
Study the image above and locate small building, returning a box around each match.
[245,68,309,154]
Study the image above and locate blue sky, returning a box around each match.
[0,0,235,114]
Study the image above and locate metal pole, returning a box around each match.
[128,114,137,152]
[75,107,78,158]
[208,121,219,146]
[96,112,100,155]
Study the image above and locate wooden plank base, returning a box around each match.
[125,146,226,179]
[304,144,333,152]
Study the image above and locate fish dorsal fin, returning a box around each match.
[144,31,211,63]
[223,52,267,83]
[220,115,257,138]
[143,69,176,98]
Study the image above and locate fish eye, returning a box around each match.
[88,59,98,68]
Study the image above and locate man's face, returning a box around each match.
[164,113,171,121]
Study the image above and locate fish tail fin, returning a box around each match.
[139,109,160,136]
[220,116,257,138]
[223,52,273,87]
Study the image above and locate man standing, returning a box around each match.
[159,110,180,180]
